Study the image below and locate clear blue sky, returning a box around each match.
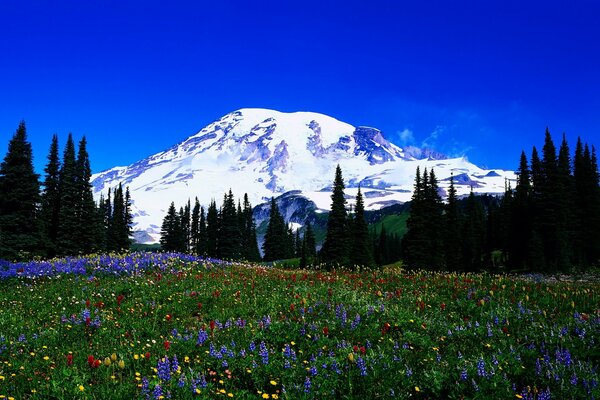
[1,0,598,174]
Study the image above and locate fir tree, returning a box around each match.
[241,194,260,261]
[349,187,374,268]
[263,198,287,262]
[320,165,349,268]
[191,198,201,252]
[197,206,208,256]
[509,151,533,269]
[40,134,61,257]
[219,190,241,259]
[461,189,485,272]
[206,200,219,258]
[57,134,80,255]
[443,174,461,271]
[0,121,41,260]
[160,202,180,251]
[75,137,98,254]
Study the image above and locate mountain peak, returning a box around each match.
[91,108,515,243]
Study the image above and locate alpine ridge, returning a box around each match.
[91,108,515,243]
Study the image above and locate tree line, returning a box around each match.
[0,122,132,261]
[402,129,599,272]
[160,190,261,261]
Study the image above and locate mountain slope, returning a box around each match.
[91,108,515,243]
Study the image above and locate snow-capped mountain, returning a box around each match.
[91,108,515,243]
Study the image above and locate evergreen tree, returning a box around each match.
[461,189,485,272]
[206,200,219,258]
[40,134,61,257]
[0,121,41,260]
[75,137,98,254]
[160,202,180,251]
[263,198,287,261]
[349,187,374,268]
[303,221,316,261]
[182,200,191,252]
[57,134,80,255]
[219,190,241,259]
[443,174,462,271]
[240,194,260,261]
[197,206,208,256]
[320,165,349,268]
[425,169,444,269]
[539,129,564,271]
[402,167,444,269]
[191,198,201,252]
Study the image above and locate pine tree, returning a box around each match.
[349,187,374,268]
[241,194,260,261]
[57,134,80,255]
[219,190,241,259]
[508,151,533,269]
[425,169,444,269]
[181,200,191,252]
[539,129,563,271]
[160,202,180,251]
[206,200,219,258]
[402,167,444,269]
[443,174,461,271]
[461,189,485,272]
[320,165,349,268]
[197,206,208,256]
[75,137,98,254]
[263,198,286,262]
[0,121,41,260]
[40,134,61,257]
[191,198,201,252]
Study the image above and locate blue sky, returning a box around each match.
[1,0,598,174]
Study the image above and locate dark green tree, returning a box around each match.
[40,134,61,257]
[461,189,485,272]
[206,200,219,258]
[320,165,349,268]
[219,190,241,259]
[443,174,462,271]
[75,137,98,254]
[57,134,80,255]
[160,202,181,251]
[0,121,41,260]
[241,194,260,261]
[262,198,287,261]
[349,187,374,268]
[191,198,201,252]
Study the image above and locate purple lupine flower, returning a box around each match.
[259,341,269,364]
[178,374,186,388]
[357,356,367,376]
[157,357,171,381]
[153,384,163,400]
[570,373,578,386]
[309,366,318,376]
[460,369,468,381]
[406,367,413,377]
[171,355,179,373]
[304,377,311,393]
[477,358,486,377]
[141,377,150,399]
[197,328,208,345]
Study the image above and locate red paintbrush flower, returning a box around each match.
[323,326,329,336]
[164,340,170,351]
[66,354,73,366]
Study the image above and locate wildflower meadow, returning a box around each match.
[0,253,598,399]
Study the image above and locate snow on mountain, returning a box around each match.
[91,108,515,243]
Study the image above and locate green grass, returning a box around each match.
[0,253,598,399]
